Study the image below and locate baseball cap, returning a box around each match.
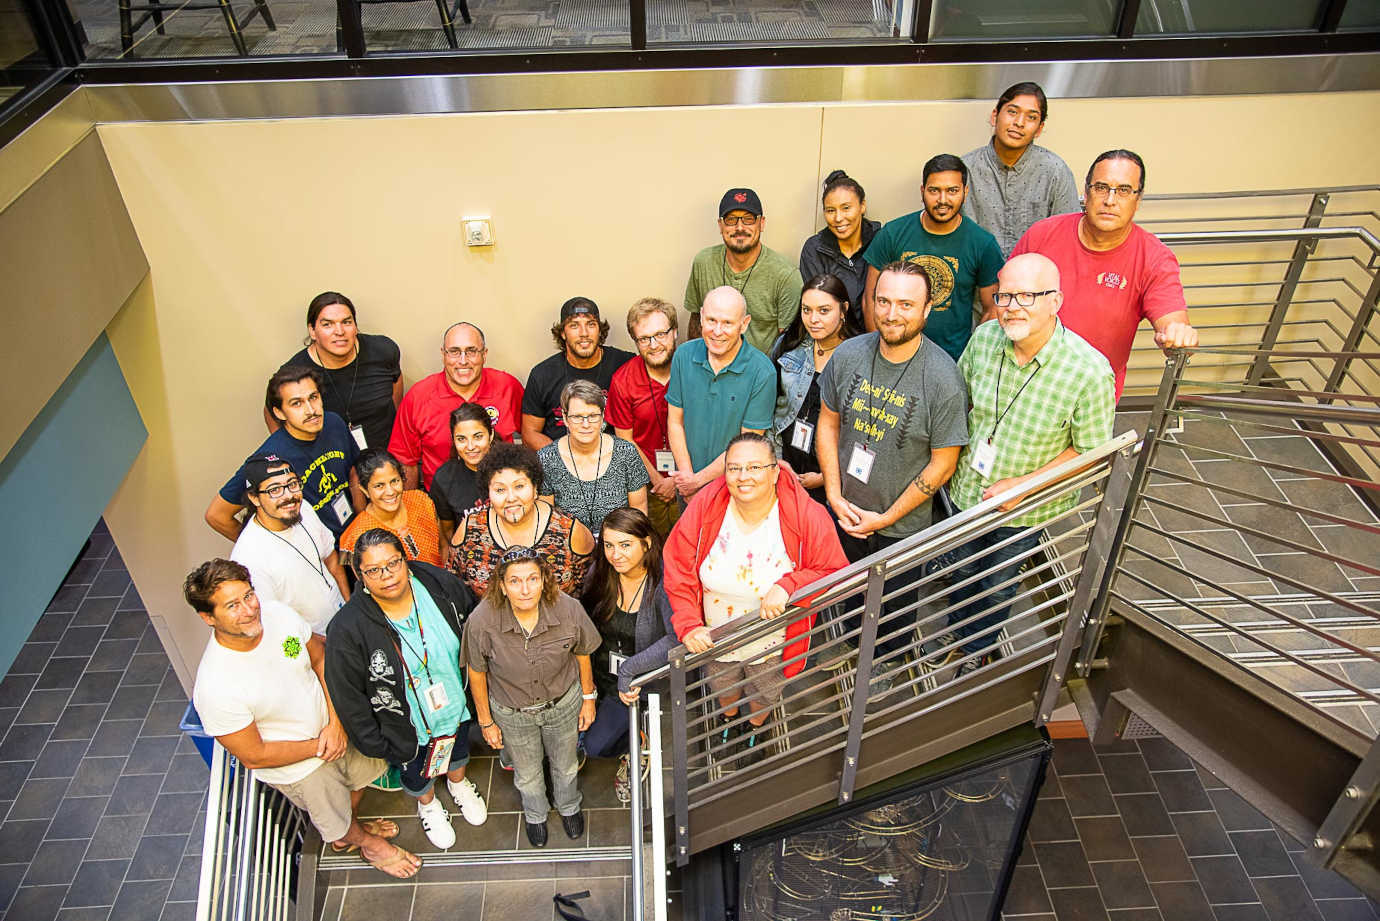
[560,297,600,323]
[719,188,763,218]
[243,454,296,493]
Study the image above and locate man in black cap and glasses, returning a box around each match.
[521,297,634,451]
[684,187,804,353]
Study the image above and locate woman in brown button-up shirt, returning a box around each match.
[464,547,601,847]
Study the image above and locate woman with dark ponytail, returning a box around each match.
[798,170,881,311]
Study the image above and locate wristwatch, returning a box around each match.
[581,691,597,700]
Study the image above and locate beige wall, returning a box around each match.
[96,90,1380,686]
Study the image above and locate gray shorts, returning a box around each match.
[266,746,388,843]
[704,656,785,709]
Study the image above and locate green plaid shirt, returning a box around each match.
[951,320,1115,527]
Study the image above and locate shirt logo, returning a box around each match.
[901,252,958,307]
[368,649,396,684]
[1096,272,1128,290]
[734,192,747,203]
[282,636,302,659]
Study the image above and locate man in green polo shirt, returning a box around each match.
[940,252,1114,674]
[862,154,1004,362]
[684,188,804,354]
[666,286,777,500]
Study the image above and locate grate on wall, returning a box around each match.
[1121,712,1163,740]
[554,0,628,29]
[675,19,828,40]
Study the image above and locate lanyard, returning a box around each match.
[393,596,433,686]
[644,362,669,449]
[863,338,923,445]
[989,351,1043,442]
[721,248,760,294]
[562,434,606,527]
[265,521,333,590]
[312,343,361,426]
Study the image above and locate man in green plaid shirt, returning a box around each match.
[940,252,1114,674]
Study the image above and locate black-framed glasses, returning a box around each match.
[993,290,1057,308]
[634,328,674,348]
[360,555,406,579]
[721,214,759,227]
[260,478,303,500]
[1087,182,1141,199]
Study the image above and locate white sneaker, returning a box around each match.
[416,796,456,849]
[446,776,489,826]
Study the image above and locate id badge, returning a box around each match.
[422,734,456,778]
[846,442,875,484]
[970,439,998,477]
[655,450,675,473]
[423,682,450,712]
[790,419,815,453]
[608,652,627,676]
[349,425,368,450]
[330,492,352,526]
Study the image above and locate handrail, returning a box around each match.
[1158,226,1380,255]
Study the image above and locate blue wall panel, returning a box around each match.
[0,334,147,674]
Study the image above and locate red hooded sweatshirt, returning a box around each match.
[663,466,849,678]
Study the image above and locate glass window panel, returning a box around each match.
[1340,0,1380,28]
[371,0,626,51]
[930,0,1118,40]
[74,0,341,57]
[1135,0,1321,34]
[649,0,908,43]
[0,0,54,112]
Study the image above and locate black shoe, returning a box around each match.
[525,820,548,847]
[954,650,997,678]
[739,727,766,767]
[561,811,585,839]
[715,716,744,764]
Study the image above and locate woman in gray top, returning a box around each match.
[537,379,649,535]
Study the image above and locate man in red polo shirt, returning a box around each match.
[388,322,523,490]
[1011,149,1197,400]
[606,296,681,536]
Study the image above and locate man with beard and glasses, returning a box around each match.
[862,155,1004,362]
[389,322,524,491]
[207,366,362,541]
[817,261,968,692]
[521,298,634,451]
[606,297,682,536]
[230,455,351,635]
[939,253,1113,673]
[684,188,804,354]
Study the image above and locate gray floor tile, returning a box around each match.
[127,835,186,882]
[36,658,90,692]
[1,723,54,761]
[121,656,171,688]
[69,672,121,706]
[87,641,138,673]
[105,686,158,723]
[7,777,72,821]
[156,755,208,795]
[1253,874,1326,921]
[10,645,58,677]
[33,740,93,780]
[57,903,116,919]
[56,628,107,660]
[411,881,484,917]
[167,856,199,902]
[339,882,415,917]
[52,706,109,742]
[1062,775,1118,818]
[1031,795,1078,842]
[86,721,141,760]
[107,878,171,921]
[103,614,150,642]
[106,774,163,816]
[1212,905,1271,921]
[1132,835,1195,883]
[139,702,187,739]
[482,879,556,920]
[70,597,120,629]
[159,900,196,921]
[17,690,71,726]
[1091,860,1156,909]
[123,737,178,776]
[86,815,148,860]
[1191,854,1257,905]
[0,818,53,863]
[1149,880,1215,921]
[1049,885,1111,921]
[1033,839,1095,888]
[24,839,88,885]
[1230,830,1294,877]
[64,859,130,907]
[1115,793,1175,837]
[46,795,108,840]
[143,794,204,836]
[6,883,70,921]
[0,862,27,913]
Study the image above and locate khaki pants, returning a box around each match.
[646,493,682,538]
[268,746,387,843]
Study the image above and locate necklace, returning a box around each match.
[309,341,361,427]
[617,569,649,612]
[721,247,761,294]
[562,434,606,527]
[489,502,543,550]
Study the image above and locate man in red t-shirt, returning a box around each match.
[387,322,523,490]
[606,297,682,536]
[1011,149,1197,399]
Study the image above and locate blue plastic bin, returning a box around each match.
[180,702,214,767]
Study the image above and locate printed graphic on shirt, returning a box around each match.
[368,649,396,684]
[371,686,404,716]
[901,252,958,309]
[1097,272,1129,290]
[304,452,349,515]
[842,370,916,446]
[282,636,302,659]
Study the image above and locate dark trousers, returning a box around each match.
[837,529,925,661]
[931,526,1043,656]
[582,695,630,759]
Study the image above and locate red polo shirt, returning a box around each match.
[606,356,670,462]
[388,369,523,488]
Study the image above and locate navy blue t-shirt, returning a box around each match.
[219,412,359,535]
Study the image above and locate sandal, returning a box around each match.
[331,818,401,852]
[366,845,423,879]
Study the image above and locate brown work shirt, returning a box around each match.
[463,592,602,710]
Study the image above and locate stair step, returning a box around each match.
[319,844,632,872]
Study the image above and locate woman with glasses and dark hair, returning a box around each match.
[324,529,489,852]
[537,380,649,535]
[430,403,496,553]
[338,449,443,568]
[272,291,403,452]
[464,546,601,848]
[449,442,595,596]
[663,433,847,769]
[770,273,863,505]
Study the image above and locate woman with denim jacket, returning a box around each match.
[770,274,863,506]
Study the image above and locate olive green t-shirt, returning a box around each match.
[684,243,804,354]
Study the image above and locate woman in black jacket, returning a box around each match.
[797,170,881,311]
[324,529,489,851]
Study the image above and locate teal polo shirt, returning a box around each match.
[666,338,777,472]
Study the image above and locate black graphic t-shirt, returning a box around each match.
[522,347,634,441]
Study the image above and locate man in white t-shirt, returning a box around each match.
[230,455,350,634]
[186,558,421,878]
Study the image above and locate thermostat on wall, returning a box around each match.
[463,217,494,247]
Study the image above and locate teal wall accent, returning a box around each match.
[0,334,147,675]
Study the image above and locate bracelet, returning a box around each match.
[479,721,494,729]
[582,692,597,700]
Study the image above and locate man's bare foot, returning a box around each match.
[363,842,422,879]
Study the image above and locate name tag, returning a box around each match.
[349,425,368,450]
[423,682,450,712]
[846,442,875,484]
[790,419,815,453]
[609,652,627,676]
[970,439,998,478]
[331,492,352,526]
[655,450,675,473]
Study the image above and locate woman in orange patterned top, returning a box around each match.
[339,449,443,567]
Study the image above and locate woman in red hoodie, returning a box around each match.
[663,432,847,768]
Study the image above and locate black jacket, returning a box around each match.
[324,562,478,765]
[797,219,882,311]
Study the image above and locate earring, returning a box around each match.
[362,585,370,595]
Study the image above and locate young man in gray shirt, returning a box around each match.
[962,81,1081,259]
[817,261,968,688]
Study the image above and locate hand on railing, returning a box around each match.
[760,585,789,619]
[683,626,714,653]
[1153,318,1199,352]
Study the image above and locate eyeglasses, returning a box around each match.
[634,328,674,348]
[259,478,302,500]
[444,347,485,361]
[721,215,759,227]
[993,290,1057,308]
[1087,182,1141,200]
[360,555,406,580]
[565,412,603,426]
[725,462,777,477]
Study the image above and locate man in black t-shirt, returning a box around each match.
[521,297,634,449]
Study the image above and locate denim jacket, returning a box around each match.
[772,338,818,445]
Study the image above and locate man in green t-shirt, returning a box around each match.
[684,188,804,355]
[862,155,1004,362]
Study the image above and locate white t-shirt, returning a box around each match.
[193,601,327,785]
[231,504,345,634]
[699,501,793,663]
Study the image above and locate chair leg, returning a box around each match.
[255,0,276,31]
[118,0,135,52]
[217,0,250,54]
[454,0,470,24]
[434,0,457,46]
[150,0,166,33]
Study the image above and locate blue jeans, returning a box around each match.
[582,696,629,759]
[396,721,472,798]
[932,526,1043,656]
[491,682,583,823]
